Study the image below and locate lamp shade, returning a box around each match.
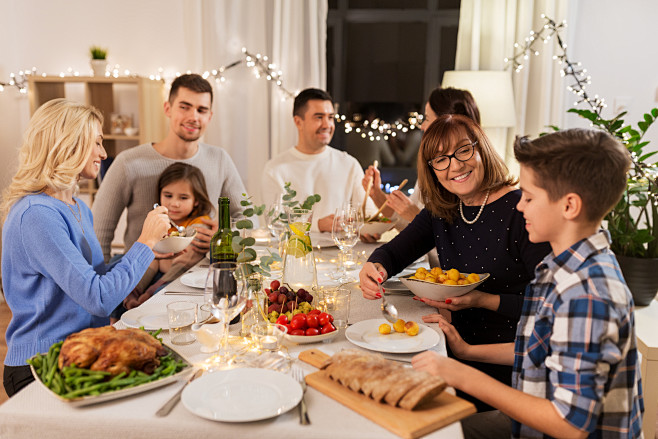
[441,70,516,128]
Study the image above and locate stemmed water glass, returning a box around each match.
[330,204,363,283]
[265,197,286,238]
[203,262,248,370]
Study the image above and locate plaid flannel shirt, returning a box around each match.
[512,231,644,438]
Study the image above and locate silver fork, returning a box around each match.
[292,367,310,425]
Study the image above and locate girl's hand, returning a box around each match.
[359,262,387,299]
[136,206,171,249]
[190,217,216,254]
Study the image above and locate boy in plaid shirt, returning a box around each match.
[413,128,644,438]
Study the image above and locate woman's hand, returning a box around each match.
[386,190,421,223]
[136,206,171,249]
[360,232,381,243]
[359,262,387,299]
[413,289,500,312]
[362,166,387,207]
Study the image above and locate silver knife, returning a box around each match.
[155,368,203,416]
[164,291,203,296]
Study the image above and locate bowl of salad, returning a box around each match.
[361,216,397,236]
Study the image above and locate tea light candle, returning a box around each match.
[262,335,278,350]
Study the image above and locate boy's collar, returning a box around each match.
[540,229,612,273]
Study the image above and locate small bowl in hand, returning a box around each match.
[153,235,194,254]
[361,219,397,236]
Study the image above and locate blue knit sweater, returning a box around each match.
[2,193,154,366]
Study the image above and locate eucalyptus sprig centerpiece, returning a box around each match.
[231,183,321,278]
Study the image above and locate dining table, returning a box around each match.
[0,232,467,439]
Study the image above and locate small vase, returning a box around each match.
[90,59,107,76]
[616,254,658,306]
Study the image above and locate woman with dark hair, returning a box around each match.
[359,114,550,411]
[362,87,481,234]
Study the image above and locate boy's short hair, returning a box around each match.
[169,74,213,104]
[514,128,630,223]
[293,88,333,118]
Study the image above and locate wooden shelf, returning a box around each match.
[28,75,168,205]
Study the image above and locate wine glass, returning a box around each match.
[330,204,363,283]
[265,197,287,239]
[203,262,248,370]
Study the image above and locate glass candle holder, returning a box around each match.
[250,323,287,352]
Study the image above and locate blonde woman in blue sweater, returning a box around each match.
[1,99,170,397]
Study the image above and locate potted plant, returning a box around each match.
[569,108,658,305]
[89,46,108,76]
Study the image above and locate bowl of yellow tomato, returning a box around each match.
[399,267,489,302]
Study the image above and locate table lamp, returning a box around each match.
[441,70,516,159]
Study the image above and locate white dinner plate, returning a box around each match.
[180,270,208,289]
[181,368,302,422]
[345,318,440,354]
[120,301,169,330]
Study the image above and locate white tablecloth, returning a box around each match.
[0,239,464,439]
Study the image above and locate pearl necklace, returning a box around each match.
[459,190,490,225]
[64,200,85,236]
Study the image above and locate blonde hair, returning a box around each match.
[1,98,103,222]
[417,114,517,222]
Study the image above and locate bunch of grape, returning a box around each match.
[265,280,314,323]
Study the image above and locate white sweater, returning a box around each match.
[92,143,246,261]
[261,146,376,231]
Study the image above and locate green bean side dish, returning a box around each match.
[26,328,188,399]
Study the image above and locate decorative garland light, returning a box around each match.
[507,14,657,206]
[2,48,421,141]
[505,14,605,115]
[0,69,34,94]
[335,112,423,141]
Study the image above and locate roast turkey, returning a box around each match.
[58,326,166,375]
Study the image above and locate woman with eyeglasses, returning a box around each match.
[361,87,482,237]
[359,114,550,412]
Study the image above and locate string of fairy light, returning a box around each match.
[0,47,421,140]
[507,14,657,206]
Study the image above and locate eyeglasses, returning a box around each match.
[427,141,478,171]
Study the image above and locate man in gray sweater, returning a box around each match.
[92,74,246,261]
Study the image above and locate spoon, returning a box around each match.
[378,281,399,323]
[153,203,186,236]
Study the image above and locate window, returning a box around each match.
[327,0,460,190]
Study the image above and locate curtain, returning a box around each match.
[193,0,327,203]
[454,0,569,176]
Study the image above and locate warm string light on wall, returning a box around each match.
[507,14,657,206]
[336,112,423,141]
[505,14,605,115]
[1,47,423,141]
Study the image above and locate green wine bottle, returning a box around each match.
[210,197,237,264]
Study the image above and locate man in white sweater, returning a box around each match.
[93,74,246,261]
[261,88,375,232]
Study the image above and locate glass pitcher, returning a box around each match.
[282,208,318,293]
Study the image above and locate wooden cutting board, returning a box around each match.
[299,349,476,439]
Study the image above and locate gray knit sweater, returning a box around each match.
[92,143,246,261]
